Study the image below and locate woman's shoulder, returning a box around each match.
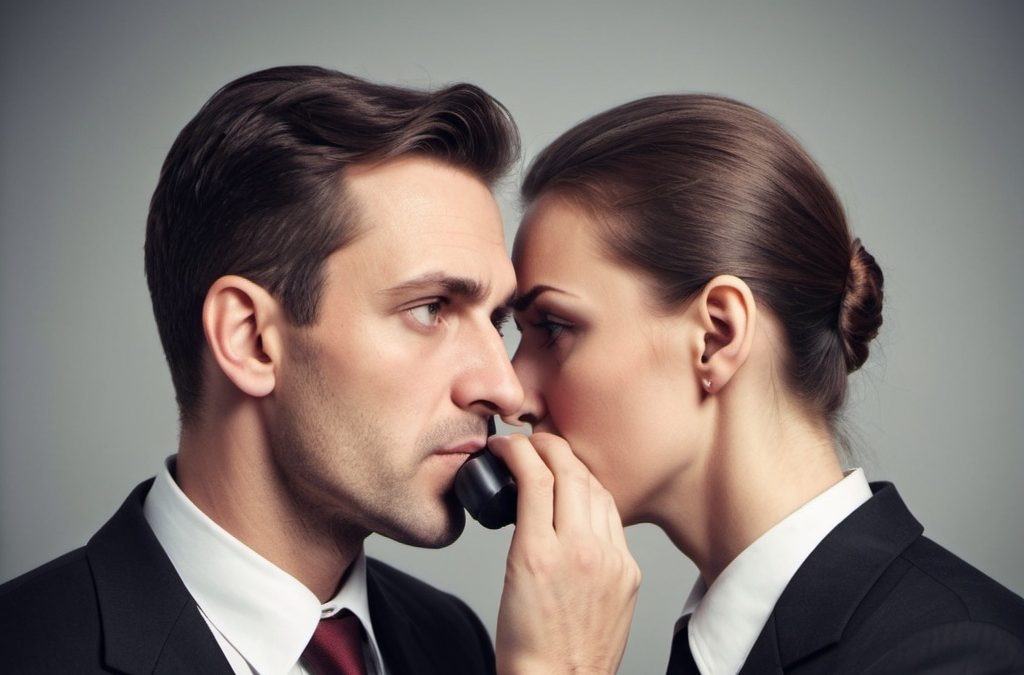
[850,483,1024,632]
[803,483,1024,671]
[847,535,1024,673]
[898,534,1024,629]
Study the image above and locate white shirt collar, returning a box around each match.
[680,468,873,675]
[143,456,385,675]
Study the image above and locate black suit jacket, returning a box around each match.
[0,479,497,674]
[734,483,1024,674]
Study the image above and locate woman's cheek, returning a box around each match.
[553,364,631,478]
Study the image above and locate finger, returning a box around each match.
[587,472,630,553]
[529,433,593,536]
[486,434,555,537]
[594,483,627,554]
[588,474,612,540]
[587,476,641,596]
[603,487,631,555]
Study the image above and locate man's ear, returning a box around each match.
[201,275,283,399]
[693,275,757,395]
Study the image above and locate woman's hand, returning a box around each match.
[490,432,640,675]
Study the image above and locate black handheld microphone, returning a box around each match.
[454,418,517,529]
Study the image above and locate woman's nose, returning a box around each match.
[502,350,547,428]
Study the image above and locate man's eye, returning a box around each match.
[409,301,443,327]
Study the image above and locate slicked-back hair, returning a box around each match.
[521,95,882,429]
[145,65,519,424]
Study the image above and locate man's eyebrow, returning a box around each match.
[512,285,569,312]
[383,272,490,302]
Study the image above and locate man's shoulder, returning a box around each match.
[0,478,157,613]
[0,547,106,670]
[0,480,177,673]
[0,546,96,614]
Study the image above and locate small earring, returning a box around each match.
[702,378,712,392]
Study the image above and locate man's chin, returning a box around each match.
[379,498,466,549]
[426,494,467,547]
[419,507,466,549]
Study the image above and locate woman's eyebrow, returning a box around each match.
[512,285,577,312]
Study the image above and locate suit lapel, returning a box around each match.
[754,483,922,671]
[87,479,232,675]
[738,615,784,675]
[366,562,446,675]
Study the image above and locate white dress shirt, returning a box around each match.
[143,457,386,675]
[679,468,873,675]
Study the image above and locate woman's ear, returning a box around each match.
[201,275,283,399]
[694,275,757,395]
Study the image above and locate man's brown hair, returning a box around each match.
[145,65,519,424]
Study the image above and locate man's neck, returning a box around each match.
[175,404,366,602]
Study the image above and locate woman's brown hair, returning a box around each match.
[522,94,883,425]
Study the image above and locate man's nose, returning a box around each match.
[452,322,524,417]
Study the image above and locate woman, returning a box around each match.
[489,95,1024,673]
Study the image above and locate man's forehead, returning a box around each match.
[328,219,515,302]
[333,156,514,298]
[348,219,511,272]
[344,159,506,244]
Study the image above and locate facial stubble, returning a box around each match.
[269,335,475,553]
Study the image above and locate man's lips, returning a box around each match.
[435,440,486,457]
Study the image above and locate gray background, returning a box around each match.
[2,2,1022,672]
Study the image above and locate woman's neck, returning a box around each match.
[656,388,845,585]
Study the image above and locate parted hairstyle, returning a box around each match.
[521,94,882,426]
[145,65,520,424]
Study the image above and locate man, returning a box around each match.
[0,65,639,674]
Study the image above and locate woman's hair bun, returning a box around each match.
[839,238,884,372]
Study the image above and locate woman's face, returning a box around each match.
[510,197,704,524]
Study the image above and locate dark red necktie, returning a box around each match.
[302,610,368,675]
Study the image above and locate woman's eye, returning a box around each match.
[409,301,443,327]
[534,317,573,346]
[513,310,573,348]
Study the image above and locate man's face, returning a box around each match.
[269,156,523,549]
